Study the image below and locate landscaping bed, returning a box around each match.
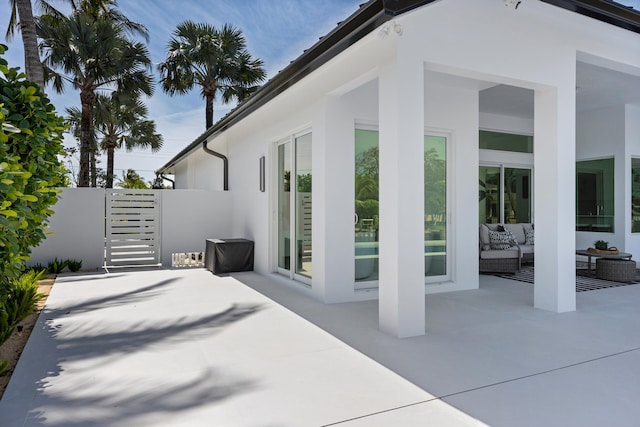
[0,278,53,399]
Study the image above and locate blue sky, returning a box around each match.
[1,0,362,183]
[2,0,640,184]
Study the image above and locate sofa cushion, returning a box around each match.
[479,224,491,251]
[504,224,525,244]
[519,244,534,255]
[525,228,534,245]
[488,230,516,250]
[480,248,520,259]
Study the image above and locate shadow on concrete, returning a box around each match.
[44,278,180,315]
[0,296,264,426]
[23,367,256,426]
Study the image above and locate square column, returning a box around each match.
[312,95,356,302]
[378,57,426,337]
[533,72,577,312]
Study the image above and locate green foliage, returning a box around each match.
[117,169,150,189]
[297,174,312,193]
[3,270,44,326]
[0,269,45,356]
[66,259,82,272]
[594,240,609,250]
[158,21,266,128]
[47,258,68,274]
[0,44,67,282]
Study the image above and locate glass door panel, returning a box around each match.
[354,129,379,282]
[295,133,312,278]
[479,166,501,224]
[504,168,531,223]
[277,143,291,270]
[425,135,447,278]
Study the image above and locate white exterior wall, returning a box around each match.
[160,190,232,267]
[625,105,640,257]
[29,189,234,271]
[30,188,105,270]
[576,106,626,252]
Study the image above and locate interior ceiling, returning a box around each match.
[479,61,640,118]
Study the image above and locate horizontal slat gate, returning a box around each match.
[106,190,161,267]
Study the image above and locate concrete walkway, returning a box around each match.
[236,272,640,427]
[0,269,485,426]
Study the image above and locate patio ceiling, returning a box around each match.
[480,61,640,119]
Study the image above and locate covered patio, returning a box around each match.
[1,268,639,426]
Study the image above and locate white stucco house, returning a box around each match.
[157,0,640,337]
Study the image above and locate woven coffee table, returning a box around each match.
[575,249,632,273]
[595,258,637,282]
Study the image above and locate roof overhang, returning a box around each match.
[157,0,640,175]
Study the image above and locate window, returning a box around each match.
[632,158,640,233]
[424,135,448,279]
[479,130,533,153]
[354,129,450,283]
[479,166,531,224]
[576,158,614,232]
[354,129,379,282]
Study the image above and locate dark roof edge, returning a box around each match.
[541,0,640,34]
[157,0,436,174]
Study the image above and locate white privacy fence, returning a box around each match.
[29,188,233,270]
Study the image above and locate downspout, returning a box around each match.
[160,174,175,189]
[202,140,229,191]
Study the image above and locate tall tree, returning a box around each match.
[117,169,149,189]
[38,11,152,187]
[5,0,45,88]
[158,21,266,129]
[67,94,163,188]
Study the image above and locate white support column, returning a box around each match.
[378,56,426,337]
[533,70,577,313]
[312,95,355,303]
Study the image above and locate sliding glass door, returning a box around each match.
[480,165,531,224]
[354,128,450,285]
[276,132,312,281]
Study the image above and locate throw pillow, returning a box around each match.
[489,230,515,250]
[525,228,534,245]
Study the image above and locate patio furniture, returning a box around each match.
[575,249,632,273]
[479,223,533,273]
[595,258,637,283]
[205,238,254,274]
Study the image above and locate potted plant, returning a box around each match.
[594,240,609,250]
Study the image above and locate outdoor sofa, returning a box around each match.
[479,223,534,273]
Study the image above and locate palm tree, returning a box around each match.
[6,0,44,88]
[67,94,163,188]
[38,11,153,187]
[117,169,149,189]
[158,21,266,129]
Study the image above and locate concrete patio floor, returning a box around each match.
[0,268,639,426]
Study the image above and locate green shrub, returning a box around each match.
[3,269,45,326]
[47,258,68,274]
[0,44,67,283]
[66,259,82,272]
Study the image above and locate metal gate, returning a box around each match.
[105,189,161,268]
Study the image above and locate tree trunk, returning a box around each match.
[79,89,95,187]
[90,141,97,187]
[106,143,115,188]
[16,0,44,89]
[205,94,214,129]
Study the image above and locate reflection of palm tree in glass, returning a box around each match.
[355,147,379,230]
[505,169,518,223]
[424,148,445,230]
